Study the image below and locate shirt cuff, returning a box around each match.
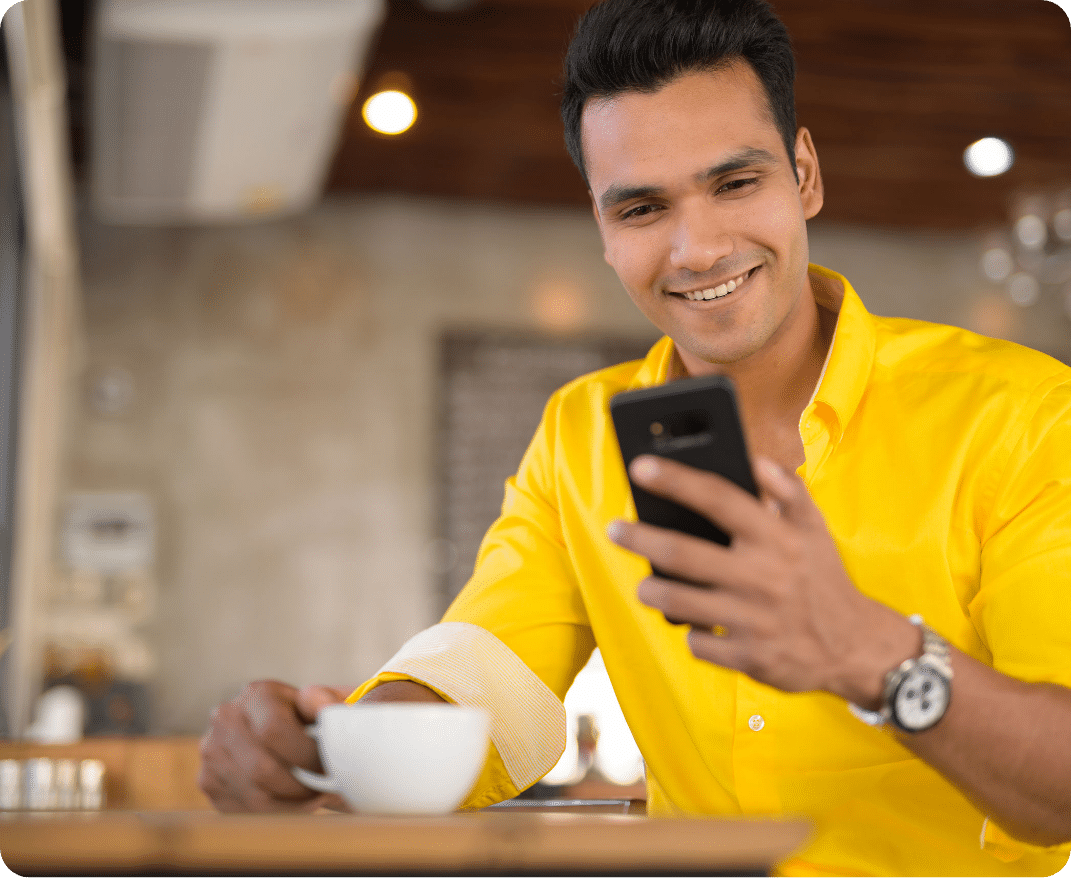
[349,621,566,793]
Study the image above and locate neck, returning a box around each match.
[673,270,839,442]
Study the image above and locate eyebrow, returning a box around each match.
[597,147,781,213]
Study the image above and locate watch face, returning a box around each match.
[893,665,950,731]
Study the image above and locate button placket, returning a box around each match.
[732,677,782,813]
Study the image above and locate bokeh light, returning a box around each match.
[963,137,1014,177]
[362,89,417,135]
[1007,271,1040,307]
[980,247,1014,283]
[1014,214,1047,250]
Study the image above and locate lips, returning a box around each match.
[671,267,758,301]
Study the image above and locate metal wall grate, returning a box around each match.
[435,330,655,610]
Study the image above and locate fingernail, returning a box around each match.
[631,456,659,481]
[607,520,625,542]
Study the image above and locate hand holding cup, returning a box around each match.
[198,681,352,813]
[291,703,489,815]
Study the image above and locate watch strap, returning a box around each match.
[918,621,953,677]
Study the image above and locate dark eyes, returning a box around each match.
[717,177,759,193]
[620,203,662,220]
[617,177,760,222]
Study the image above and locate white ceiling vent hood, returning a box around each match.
[90,0,386,224]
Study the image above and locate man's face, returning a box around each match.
[583,63,823,372]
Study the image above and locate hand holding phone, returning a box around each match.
[610,375,757,604]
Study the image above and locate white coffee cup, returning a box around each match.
[291,703,489,815]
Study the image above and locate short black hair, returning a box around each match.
[561,0,797,182]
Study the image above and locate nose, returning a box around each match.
[668,203,734,273]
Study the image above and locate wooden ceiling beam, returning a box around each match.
[326,0,1071,229]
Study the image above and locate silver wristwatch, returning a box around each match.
[848,615,953,733]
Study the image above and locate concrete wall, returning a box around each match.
[66,195,1068,733]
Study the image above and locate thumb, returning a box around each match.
[295,685,352,723]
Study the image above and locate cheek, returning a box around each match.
[605,234,656,290]
[776,208,807,255]
[735,190,802,245]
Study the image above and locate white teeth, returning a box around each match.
[680,270,750,301]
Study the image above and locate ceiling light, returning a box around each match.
[362,90,417,135]
[963,137,1014,177]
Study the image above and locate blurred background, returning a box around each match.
[0,0,1068,804]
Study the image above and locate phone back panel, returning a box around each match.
[610,375,757,551]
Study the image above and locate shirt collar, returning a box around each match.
[629,335,676,389]
[806,264,876,442]
[628,263,877,441]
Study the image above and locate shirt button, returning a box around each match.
[748,714,765,731]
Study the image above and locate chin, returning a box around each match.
[677,337,763,370]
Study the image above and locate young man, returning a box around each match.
[199,1,1071,873]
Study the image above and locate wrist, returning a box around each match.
[832,606,923,709]
[359,680,447,704]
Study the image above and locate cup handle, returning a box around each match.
[291,765,339,793]
[290,724,339,793]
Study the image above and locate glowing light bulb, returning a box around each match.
[362,90,417,135]
[963,137,1014,177]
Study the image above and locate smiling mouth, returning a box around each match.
[672,267,758,301]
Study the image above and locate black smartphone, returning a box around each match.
[610,374,758,583]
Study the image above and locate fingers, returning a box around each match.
[627,455,772,542]
[197,745,248,813]
[635,577,770,679]
[240,680,322,771]
[686,627,743,670]
[629,454,818,531]
[295,685,352,724]
[199,680,326,812]
[623,454,818,540]
[752,457,816,526]
[637,576,765,632]
[610,517,771,590]
[199,737,321,813]
[223,725,317,802]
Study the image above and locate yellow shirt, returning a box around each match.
[352,266,1071,876]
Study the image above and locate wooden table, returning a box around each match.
[0,809,810,875]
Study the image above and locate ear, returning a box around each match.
[589,190,612,265]
[794,127,824,221]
